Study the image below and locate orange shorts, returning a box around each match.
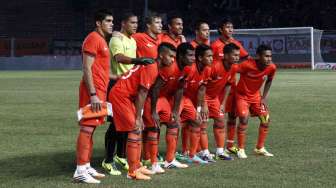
[109,89,136,132]
[180,96,197,123]
[236,96,269,118]
[205,95,224,119]
[78,82,106,126]
[143,97,172,127]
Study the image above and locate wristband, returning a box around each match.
[197,106,202,113]
[90,92,96,96]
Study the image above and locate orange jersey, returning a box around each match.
[183,63,212,103]
[81,31,110,92]
[206,62,237,98]
[236,59,276,102]
[159,33,183,48]
[159,61,187,98]
[112,63,159,98]
[190,39,210,48]
[132,32,161,58]
[211,37,248,63]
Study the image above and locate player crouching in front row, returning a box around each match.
[109,42,177,180]
[235,45,276,159]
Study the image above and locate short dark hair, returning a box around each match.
[256,44,272,55]
[195,21,208,31]
[94,9,113,23]
[120,12,137,22]
[217,17,233,34]
[223,43,240,54]
[195,44,212,61]
[158,42,177,55]
[168,14,183,26]
[177,42,194,60]
[145,12,161,25]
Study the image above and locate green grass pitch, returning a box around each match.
[0,70,335,188]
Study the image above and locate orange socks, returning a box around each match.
[76,126,95,165]
[213,121,225,148]
[181,125,190,154]
[237,123,247,149]
[189,126,201,158]
[127,131,141,173]
[165,123,179,162]
[147,130,159,164]
[142,130,150,161]
[256,123,269,149]
[199,123,208,150]
[226,121,236,148]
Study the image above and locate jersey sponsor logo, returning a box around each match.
[146,43,154,48]
[219,53,224,57]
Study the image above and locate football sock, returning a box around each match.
[226,121,236,148]
[165,123,179,162]
[116,131,128,158]
[104,122,117,163]
[127,131,141,173]
[237,123,248,149]
[147,130,158,164]
[189,126,201,158]
[256,123,269,149]
[213,121,225,148]
[76,126,95,165]
[142,130,150,160]
[181,125,190,154]
[200,123,209,150]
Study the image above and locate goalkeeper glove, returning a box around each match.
[131,57,155,65]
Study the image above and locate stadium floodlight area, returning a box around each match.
[210,27,329,70]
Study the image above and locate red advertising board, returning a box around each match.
[15,38,49,56]
[0,38,10,57]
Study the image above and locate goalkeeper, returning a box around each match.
[103,12,154,176]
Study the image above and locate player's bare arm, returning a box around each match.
[82,53,101,112]
[135,86,149,131]
[150,76,166,127]
[261,77,273,106]
[171,79,185,123]
[197,84,208,122]
[220,84,231,113]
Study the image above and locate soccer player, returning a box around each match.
[143,43,192,171]
[132,13,163,163]
[132,13,162,59]
[211,17,248,63]
[180,44,212,164]
[198,43,241,162]
[190,21,210,48]
[235,44,276,159]
[160,15,186,48]
[109,43,176,180]
[103,12,154,176]
[211,18,249,154]
[73,9,113,184]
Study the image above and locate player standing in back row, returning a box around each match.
[103,12,154,176]
[211,18,249,155]
[73,9,113,184]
